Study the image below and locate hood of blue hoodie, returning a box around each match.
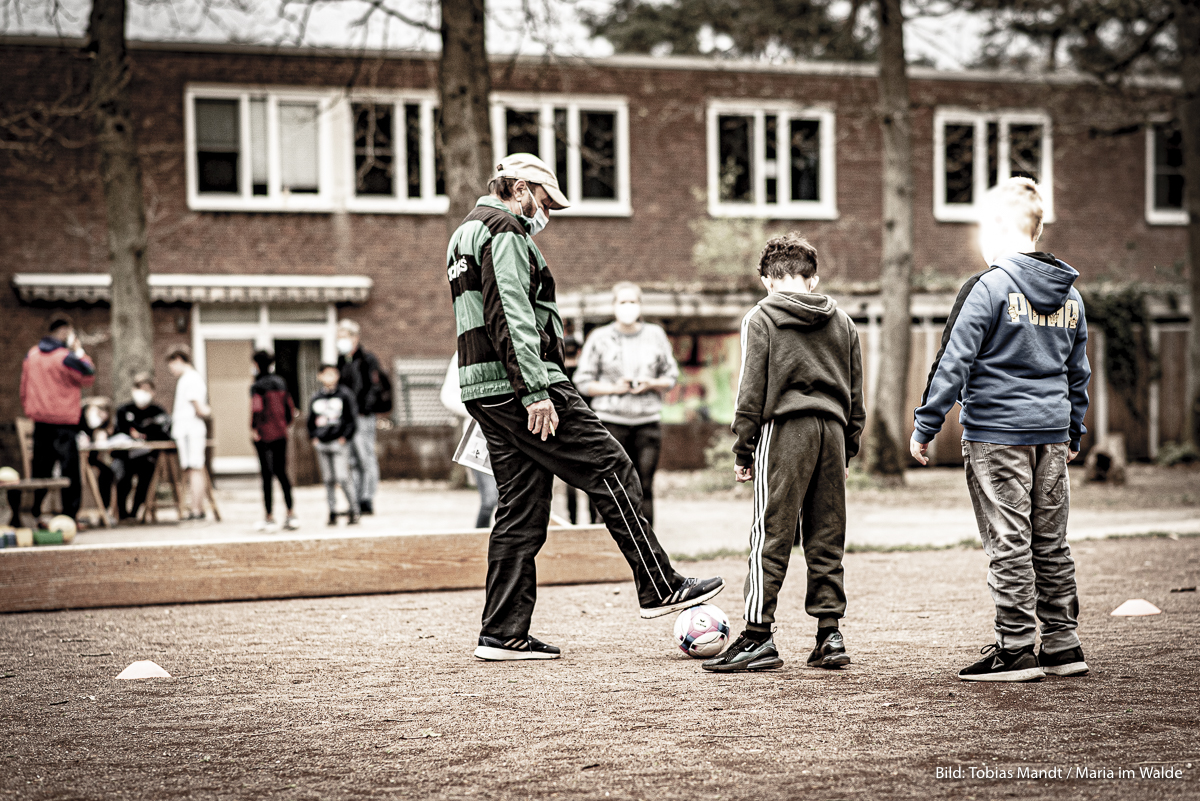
[38,336,67,353]
[994,253,1080,315]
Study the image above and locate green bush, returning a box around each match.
[1156,441,1199,467]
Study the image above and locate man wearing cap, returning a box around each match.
[445,153,724,662]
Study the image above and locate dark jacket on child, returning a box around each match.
[732,292,866,468]
[114,402,172,441]
[251,374,296,443]
[307,386,358,443]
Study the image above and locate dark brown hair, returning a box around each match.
[166,346,192,365]
[758,232,819,280]
[48,315,73,334]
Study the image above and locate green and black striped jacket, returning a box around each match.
[446,196,568,406]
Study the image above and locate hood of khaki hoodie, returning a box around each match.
[758,292,837,329]
[994,253,1079,315]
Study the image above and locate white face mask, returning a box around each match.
[527,205,549,236]
[336,337,354,355]
[615,302,641,326]
[132,389,153,409]
[85,409,105,430]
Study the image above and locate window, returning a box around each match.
[934,109,1054,222]
[490,95,631,216]
[1146,120,1187,225]
[706,102,837,219]
[347,95,446,213]
[187,87,335,212]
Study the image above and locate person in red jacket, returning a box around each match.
[250,350,298,531]
[19,315,96,523]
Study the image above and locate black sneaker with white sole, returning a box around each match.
[1039,645,1089,676]
[639,576,725,619]
[959,643,1045,682]
[701,632,783,672]
[473,635,561,661]
[807,628,851,669]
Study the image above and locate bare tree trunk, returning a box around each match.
[87,0,153,403]
[440,0,494,238]
[867,0,915,479]
[1178,1,1200,450]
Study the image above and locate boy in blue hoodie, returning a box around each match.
[910,177,1091,683]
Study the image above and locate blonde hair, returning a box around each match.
[611,281,642,301]
[983,176,1044,242]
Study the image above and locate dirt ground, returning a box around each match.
[2,535,1198,800]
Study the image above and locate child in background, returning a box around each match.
[166,347,211,523]
[910,177,1091,683]
[251,350,298,532]
[308,363,359,526]
[704,233,865,673]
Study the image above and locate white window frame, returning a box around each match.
[933,107,1055,224]
[345,90,449,215]
[1145,118,1188,226]
[706,100,837,220]
[186,84,339,213]
[490,93,632,217]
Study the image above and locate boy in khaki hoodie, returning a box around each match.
[704,233,865,673]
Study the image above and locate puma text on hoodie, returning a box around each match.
[913,253,1091,450]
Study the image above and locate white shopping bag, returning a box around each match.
[453,418,494,477]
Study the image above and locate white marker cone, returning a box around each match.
[116,660,172,680]
[1110,599,1162,617]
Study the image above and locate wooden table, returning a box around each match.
[78,441,221,527]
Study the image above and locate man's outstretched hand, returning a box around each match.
[526,399,560,442]
[909,434,929,466]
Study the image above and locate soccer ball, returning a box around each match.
[673,604,730,658]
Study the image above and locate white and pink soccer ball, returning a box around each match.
[673,603,730,658]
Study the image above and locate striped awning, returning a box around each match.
[11,273,373,304]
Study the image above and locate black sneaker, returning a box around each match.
[807,629,851,669]
[473,635,561,661]
[639,577,725,619]
[359,501,374,515]
[959,643,1045,682]
[702,632,783,672]
[327,512,338,526]
[1039,645,1089,676]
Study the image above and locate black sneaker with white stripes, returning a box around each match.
[473,635,561,661]
[1039,645,1089,676]
[958,643,1045,682]
[639,576,725,619]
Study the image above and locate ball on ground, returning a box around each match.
[47,515,77,544]
[673,603,730,658]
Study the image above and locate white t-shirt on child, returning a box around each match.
[172,367,207,432]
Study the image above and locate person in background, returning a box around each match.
[560,320,588,525]
[309,363,360,526]
[166,347,211,523]
[251,350,298,532]
[112,373,171,523]
[20,315,96,526]
[78,397,115,512]
[440,353,499,529]
[574,282,679,527]
[336,319,387,516]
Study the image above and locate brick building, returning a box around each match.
[0,37,1191,473]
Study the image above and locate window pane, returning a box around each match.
[944,123,974,204]
[269,304,328,323]
[434,107,446,196]
[249,99,268,195]
[718,115,753,203]
[554,108,570,197]
[581,111,616,200]
[279,103,319,194]
[198,303,258,324]
[505,109,539,157]
[195,99,239,194]
[406,103,422,199]
[986,122,999,188]
[1155,122,1185,210]
[764,114,778,204]
[1009,123,1042,182]
[353,103,395,197]
[790,118,820,202]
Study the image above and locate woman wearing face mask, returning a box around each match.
[574,282,679,527]
[79,397,115,514]
[112,373,171,523]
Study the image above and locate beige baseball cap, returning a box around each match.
[495,153,571,210]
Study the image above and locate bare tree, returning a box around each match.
[87,0,153,403]
[439,0,493,235]
[1180,0,1200,448]
[867,0,914,479]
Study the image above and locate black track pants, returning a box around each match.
[466,382,685,639]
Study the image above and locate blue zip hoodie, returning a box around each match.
[913,252,1091,451]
